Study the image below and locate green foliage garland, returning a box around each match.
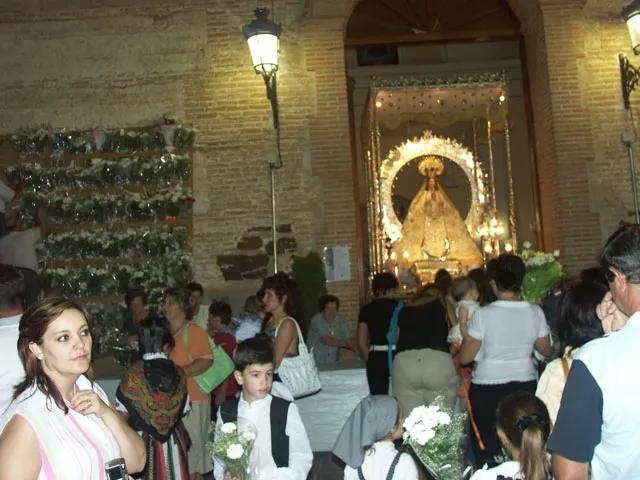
[5,122,196,352]
[38,225,187,261]
[6,154,191,191]
[14,185,193,228]
[40,250,193,304]
[8,124,196,158]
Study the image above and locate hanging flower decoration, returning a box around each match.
[5,120,196,357]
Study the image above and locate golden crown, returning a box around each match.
[418,156,445,177]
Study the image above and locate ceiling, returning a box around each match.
[345,0,520,47]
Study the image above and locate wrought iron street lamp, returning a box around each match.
[243,8,283,272]
[620,0,640,223]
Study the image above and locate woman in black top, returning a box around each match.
[357,273,399,395]
[391,288,458,416]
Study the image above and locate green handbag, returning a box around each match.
[183,324,236,394]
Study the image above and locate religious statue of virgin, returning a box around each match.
[391,155,483,269]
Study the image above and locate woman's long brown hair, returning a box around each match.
[14,297,92,414]
[497,391,552,480]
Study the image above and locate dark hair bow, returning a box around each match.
[516,413,549,432]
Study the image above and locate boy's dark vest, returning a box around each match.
[219,396,290,468]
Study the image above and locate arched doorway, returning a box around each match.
[336,0,553,286]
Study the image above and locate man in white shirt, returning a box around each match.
[0,206,47,306]
[550,225,640,479]
[188,281,210,331]
[0,265,26,430]
[213,337,313,480]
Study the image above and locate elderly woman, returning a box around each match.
[115,319,190,480]
[307,294,354,365]
[163,286,213,480]
[460,254,553,468]
[0,297,146,479]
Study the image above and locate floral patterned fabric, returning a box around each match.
[116,358,188,443]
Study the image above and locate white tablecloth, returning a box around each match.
[296,365,369,452]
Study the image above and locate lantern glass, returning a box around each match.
[628,13,640,54]
[247,33,279,76]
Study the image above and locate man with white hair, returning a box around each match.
[550,225,640,479]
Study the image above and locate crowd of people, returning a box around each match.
[349,225,640,479]
[2,224,640,479]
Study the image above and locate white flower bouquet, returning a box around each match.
[208,421,257,480]
[403,397,466,480]
[519,241,563,303]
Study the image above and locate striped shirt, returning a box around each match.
[2,375,121,479]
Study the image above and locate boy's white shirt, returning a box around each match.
[213,392,313,480]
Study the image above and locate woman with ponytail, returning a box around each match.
[459,254,553,468]
[471,391,552,479]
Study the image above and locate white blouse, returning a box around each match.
[2,375,121,479]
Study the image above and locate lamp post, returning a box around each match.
[620,0,640,109]
[620,0,640,223]
[243,8,283,273]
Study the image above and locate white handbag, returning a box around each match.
[275,316,322,398]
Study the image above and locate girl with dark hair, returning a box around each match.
[163,286,213,479]
[115,319,190,480]
[261,272,302,369]
[0,297,146,479]
[459,254,553,468]
[468,268,497,306]
[357,272,400,395]
[536,281,607,424]
[471,391,551,480]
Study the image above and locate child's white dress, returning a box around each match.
[470,461,522,479]
[343,441,419,480]
[448,300,480,347]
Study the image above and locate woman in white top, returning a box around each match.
[460,254,553,469]
[333,395,419,480]
[0,297,146,479]
[536,280,607,425]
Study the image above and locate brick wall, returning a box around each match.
[491,0,635,273]
[0,0,362,324]
[2,0,638,328]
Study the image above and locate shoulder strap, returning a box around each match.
[357,467,366,480]
[386,301,404,373]
[219,396,240,424]
[386,452,403,480]
[182,323,189,346]
[270,396,291,468]
[276,316,309,355]
[561,357,570,380]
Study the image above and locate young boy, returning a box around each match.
[213,337,313,480]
